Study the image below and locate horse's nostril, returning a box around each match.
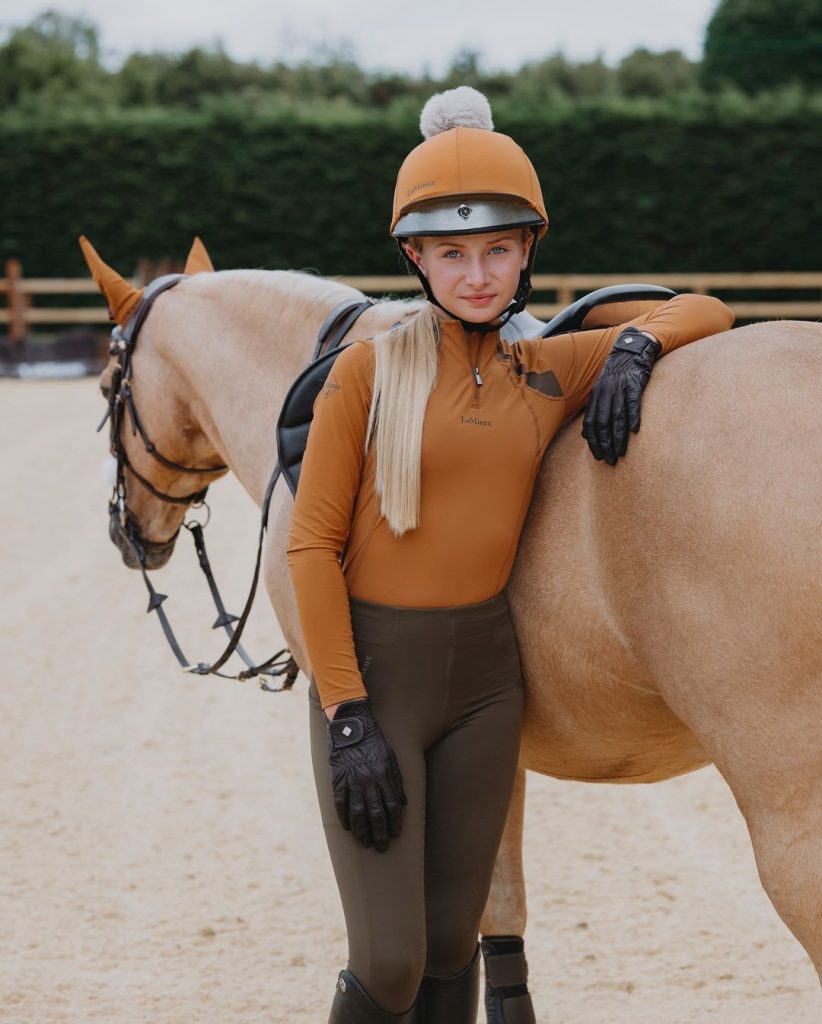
[101,383,111,400]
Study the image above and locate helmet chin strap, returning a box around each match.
[396,228,540,334]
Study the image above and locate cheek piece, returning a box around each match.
[396,227,541,335]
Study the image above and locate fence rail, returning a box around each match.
[2,260,821,340]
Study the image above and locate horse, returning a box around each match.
[83,240,822,1017]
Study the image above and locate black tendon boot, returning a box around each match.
[329,970,416,1024]
[410,944,480,1023]
[481,936,536,1024]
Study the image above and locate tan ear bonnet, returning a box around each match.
[78,235,144,327]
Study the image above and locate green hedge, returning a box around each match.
[2,100,821,278]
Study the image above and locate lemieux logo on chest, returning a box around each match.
[460,415,493,427]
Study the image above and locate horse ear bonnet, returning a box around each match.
[184,237,215,275]
[78,235,144,326]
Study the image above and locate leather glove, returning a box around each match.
[327,698,407,852]
[582,326,662,465]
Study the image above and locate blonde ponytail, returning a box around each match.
[364,302,440,537]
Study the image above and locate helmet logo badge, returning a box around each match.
[457,204,472,220]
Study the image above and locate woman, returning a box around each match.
[287,87,734,1024]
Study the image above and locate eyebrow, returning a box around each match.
[433,235,516,250]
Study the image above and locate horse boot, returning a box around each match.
[409,944,480,1023]
[481,935,536,1024]
[329,969,416,1024]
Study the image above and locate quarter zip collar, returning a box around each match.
[437,315,500,354]
[437,317,498,407]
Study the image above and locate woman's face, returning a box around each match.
[404,229,534,323]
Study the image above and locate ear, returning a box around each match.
[520,232,535,270]
[403,243,424,271]
[184,236,215,275]
[78,235,143,326]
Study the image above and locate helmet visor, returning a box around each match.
[392,197,544,238]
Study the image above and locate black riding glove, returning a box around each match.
[582,326,662,466]
[327,698,407,853]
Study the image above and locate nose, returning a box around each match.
[463,254,491,288]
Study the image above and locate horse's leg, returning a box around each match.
[662,658,822,985]
[713,723,822,984]
[481,767,527,935]
[479,768,537,1023]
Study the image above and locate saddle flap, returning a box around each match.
[277,344,346,497]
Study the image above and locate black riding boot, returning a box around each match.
[329,969,416,1024]
[481,935,536,1024]
[410,944,480,1023]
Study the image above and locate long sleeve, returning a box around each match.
[286,340,374,709]
[525,293,735,419]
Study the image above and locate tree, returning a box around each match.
[0,11,107,107]
[702,0,822,93]
[617,48,697,98]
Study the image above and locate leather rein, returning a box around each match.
[96,272,374,691]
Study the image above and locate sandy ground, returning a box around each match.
[0,376,818,1024]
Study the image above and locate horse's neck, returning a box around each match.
[151,271,416,507]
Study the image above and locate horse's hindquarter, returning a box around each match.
[510,321,822,785]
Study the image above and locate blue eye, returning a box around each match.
[490,245,508,255]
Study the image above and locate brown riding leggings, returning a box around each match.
[307,590,524,1014]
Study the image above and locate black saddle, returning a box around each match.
[276,283,675,497]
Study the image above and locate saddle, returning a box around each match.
[276,283,675,497]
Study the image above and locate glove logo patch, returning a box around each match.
[342,725,352,736]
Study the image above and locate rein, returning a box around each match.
[97,274,374,691]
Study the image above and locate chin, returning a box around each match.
[455,302,507,323]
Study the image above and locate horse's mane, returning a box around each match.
[179,267,426,345]
[182,268,363,327]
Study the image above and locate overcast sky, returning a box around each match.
[5,0,719,72]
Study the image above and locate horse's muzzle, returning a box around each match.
[109,513,177,570]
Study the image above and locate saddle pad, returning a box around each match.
[277,344,345,497]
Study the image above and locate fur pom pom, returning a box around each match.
[419,86,494,139]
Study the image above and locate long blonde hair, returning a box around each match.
[364,291,441,538]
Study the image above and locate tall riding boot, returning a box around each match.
[329,969,416,1024]
[481,935,536,1024]
[410,944,480,1023]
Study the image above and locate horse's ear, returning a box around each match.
[184,236,215,275]
[78,235,144,326]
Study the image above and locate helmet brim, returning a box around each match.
[392,198,545,238]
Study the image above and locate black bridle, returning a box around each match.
[96,274,295,689]
[97,278,374,690]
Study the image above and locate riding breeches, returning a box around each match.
[307,589,524,1014]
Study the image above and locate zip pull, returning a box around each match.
[472,367,484,386]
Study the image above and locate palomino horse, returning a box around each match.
[84,241,822,1014]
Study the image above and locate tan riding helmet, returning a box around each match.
[391,86,549,240]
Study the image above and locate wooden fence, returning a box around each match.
[2,258,821,342]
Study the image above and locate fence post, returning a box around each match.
[555,279,574,309]
[6,258,27,344]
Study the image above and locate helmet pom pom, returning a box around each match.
[419,86,494,139]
